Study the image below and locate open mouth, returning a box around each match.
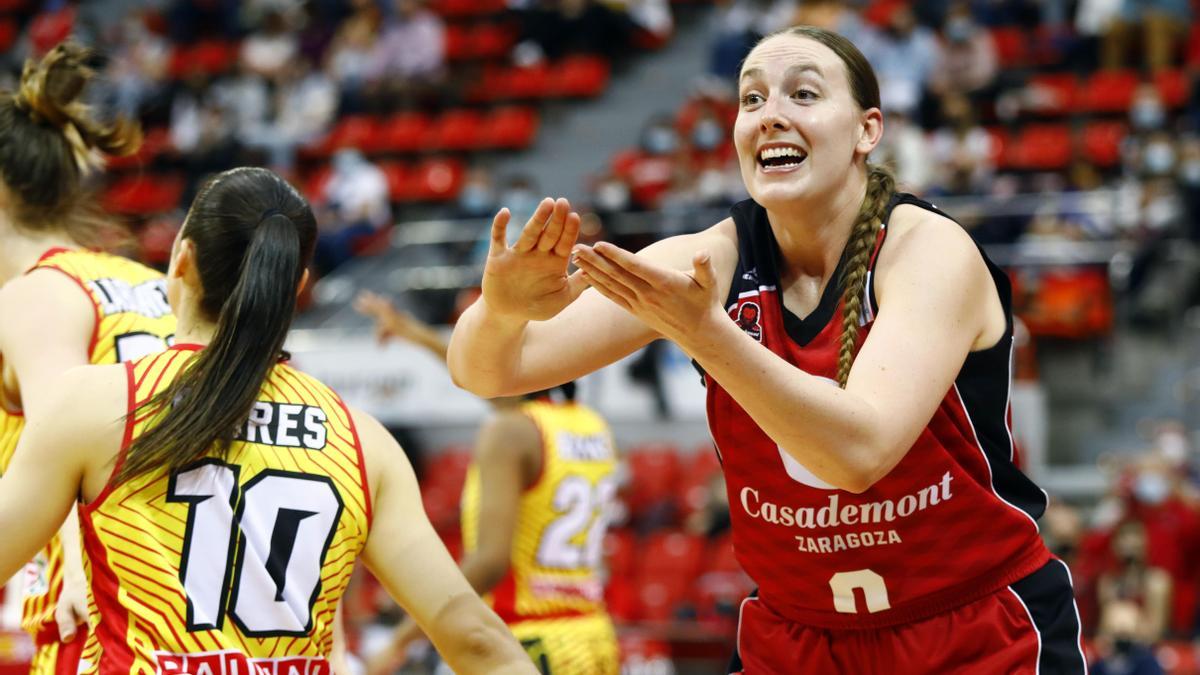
[757,145,807,169]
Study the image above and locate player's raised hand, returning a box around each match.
[481,198,588,322]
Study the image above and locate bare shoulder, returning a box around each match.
[874,203,992,302]
[32,364,128,498]
[0,266,93,311]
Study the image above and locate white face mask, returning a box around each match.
[1133,472,1170,505]
[1131,100,1166,130]
[1181,160,1200,186]
[1143,142,1175,175]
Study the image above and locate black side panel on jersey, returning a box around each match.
[876,194,1048,523]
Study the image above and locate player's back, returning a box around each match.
[79,345,369,675]
[461,399,619,623]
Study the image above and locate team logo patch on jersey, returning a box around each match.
[732,301,763,342]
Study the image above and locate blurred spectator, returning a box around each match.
[791,0,878,50]
[1180,136,1200,243]
[1102,0,1191,72]
[244,57,337,171]
[684,472,730,539]
[875,108,935,195]
[170,74,242,194]
[241,9,300,79]
[364,0,446,109]
[455,168,498,220]
[1097,521,1173,643]
[928,92,994,195]
[509,0,635,63]
[210,61,272,146]
[325,0,383,113]
[315,149,392,274]
[1091,601,1167,675]
[929,2,998,100]
[1130,83,1168,134]
[868,4,941,119]
[707,0,797,79]
[611,115,686,210]
[104,13,171,118]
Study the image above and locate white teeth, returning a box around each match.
[759,146,806,161]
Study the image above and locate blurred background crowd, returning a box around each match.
[1,0,1200,672]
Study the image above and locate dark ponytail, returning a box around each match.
[115,168,316,483]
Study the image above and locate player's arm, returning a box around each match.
[0,270,98,636]
[372,409,537,671]
[354,407,536,675]
[575,207,998,493]
[0,365,125,581]
[448,206,736,398]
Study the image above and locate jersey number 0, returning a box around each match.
[168,459,344,636]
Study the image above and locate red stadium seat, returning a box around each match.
[603,528,637,579]
[409,157,465,201]
[990,27,1029,68]
[1154,69,1191,109]
[678,445,723,516]
[0,19,17,54]
[707,532,741,574]
[169,40,239,79]
[303,165,333,203]
[443,24,472,61]
[550,55,611,98]
[1080,121,1127,168]
[984,127,1010,169]
[1026,73,1078,116]
[604,576,640,622]
[506,63,553,100]
[635,574,691,622]
[640,531,705,578]
[1007,124,1071,171]
[429,109,486,151]
[625,444,682,523]
[471,22,518,61]
[1078,70,1139,113]
[481,106,539,149]
[377,112,433,154]
[103,175,185,215]
[432,0,505,18]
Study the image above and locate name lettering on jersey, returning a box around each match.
[554,432,614,462]
[237,402,328,450]
[89,278,172,319]
[739,472,954,553]
[156,651,329,675]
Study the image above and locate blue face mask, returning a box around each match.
[1143,142,1175,175]
[692,120,725,151]
[1133,472,1170,505]
[458,186,494,216]
[1131,101,1165,131]
[945,17,973,43]
[643,127,679,155]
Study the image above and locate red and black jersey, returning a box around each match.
[706,193,1052,629]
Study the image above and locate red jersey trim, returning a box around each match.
[81,362,137,514]
[490,570,519,621]
[29,247,73,271]
[29,264,102,359]
[80,510,135,675]
[333,393,372,528]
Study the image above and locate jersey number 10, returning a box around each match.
[168,459,344,636]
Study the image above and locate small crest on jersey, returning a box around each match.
[731,301,763,342]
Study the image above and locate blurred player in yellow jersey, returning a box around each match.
[356,292,621,675]
[0,167,537,675]
[0,42,176,675]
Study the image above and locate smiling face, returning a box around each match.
[734,32,882,210]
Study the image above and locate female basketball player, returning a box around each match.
[0,42,176,675]
[0,168,536,675]
[355,292,620,675]
[448,27,1088,674]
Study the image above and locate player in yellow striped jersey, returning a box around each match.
[355,293,621,675]
[0,42,176,675]
[0,167,537,675]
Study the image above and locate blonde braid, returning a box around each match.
[836,165,895,388]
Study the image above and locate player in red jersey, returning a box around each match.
[447,26,1087,674]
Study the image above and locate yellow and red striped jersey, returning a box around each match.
[461,400,619,624]
[0,247,176,646]
[79,345,371,675]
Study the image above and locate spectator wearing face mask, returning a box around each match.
[929,2,998,101]
[1091,601,1166,675]
[1177,136,1200,244]
[314,148,392,274]
[1123,457,1200,635]
[1097,521,1172,643]
[611,116,686,210]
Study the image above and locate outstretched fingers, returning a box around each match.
[536,198,571,253]
[514,198,556,253]
[489,208,512,252]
